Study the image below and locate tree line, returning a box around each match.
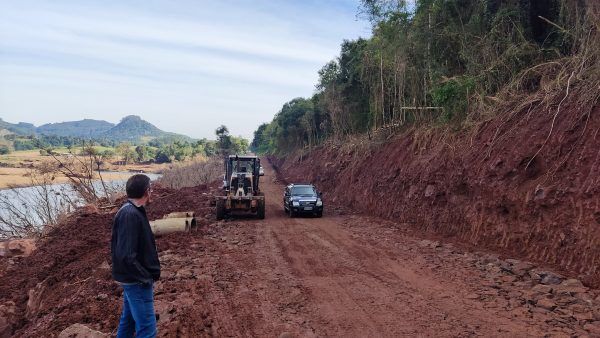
[0,125,249,164]
[252,0,596,154]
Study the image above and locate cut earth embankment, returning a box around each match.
[272,103,600,287]
[0,183,217,337]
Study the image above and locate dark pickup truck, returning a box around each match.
[283,183,323,217]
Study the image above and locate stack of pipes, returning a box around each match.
[149,211,197,236]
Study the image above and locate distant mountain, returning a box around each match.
[0,118,36,136]
[0,115,192,143]
[37,119,115,138]
[103,115,164,141]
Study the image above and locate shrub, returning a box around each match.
[0,145,9,155]
[431,77,476,122]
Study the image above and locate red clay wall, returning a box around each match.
[274,103,600,286]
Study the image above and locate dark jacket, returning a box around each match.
[111,201,160,284]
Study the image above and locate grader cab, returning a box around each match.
[215,155,265,220]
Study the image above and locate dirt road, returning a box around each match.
[172,160,599,337]
[4,159,599,337]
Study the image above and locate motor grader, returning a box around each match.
[215,155,265,220]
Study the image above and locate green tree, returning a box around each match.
[216,125,232,156]
[0,145,9,155]
[135,145,154,162]
[115,143,136,164]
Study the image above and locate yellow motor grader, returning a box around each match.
[215,155,265,220]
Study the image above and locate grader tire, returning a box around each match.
[257,200,265,219]
[216,199,225,220]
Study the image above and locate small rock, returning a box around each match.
[424,185,436,197]
[562,278,585,287]
[538,271,564,285]
[531,284,553,295]
[175,268,194,279]
[97,261,110,270]
[418,240,440,249]
[529,270,542,283]
[554,307,573,318]
[58,323,108,338]
[480,254,500,265]
[95,294,108,301]
[509,261,535,276]
[554,293,578,307]
[555,279,588,294]
[536,298,557,311]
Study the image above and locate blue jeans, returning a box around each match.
[117,283,157,338]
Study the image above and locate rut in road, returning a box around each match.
[199,160,600,337]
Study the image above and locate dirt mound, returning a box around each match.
[0,183,218,337]
[273,102,600,287]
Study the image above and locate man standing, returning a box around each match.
[111,174,160,338]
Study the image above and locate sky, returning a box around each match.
[0,0,370,140]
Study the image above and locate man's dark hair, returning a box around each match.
[126,174,151,199]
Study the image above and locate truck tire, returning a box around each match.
[289,208,295,218]
[316,210,323,218]
[257,200,265,219]
[216,199,225,220]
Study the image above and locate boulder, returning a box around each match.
[0,239,36,258]
[532,270,564,285]
[58,324,108,338]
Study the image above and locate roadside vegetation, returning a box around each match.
[157,125,245,189]
[252,0,599,154]
[157,158,222,190]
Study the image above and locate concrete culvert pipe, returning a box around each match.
[163,211,195,219]
[150,217,196,236]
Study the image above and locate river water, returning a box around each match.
[0,171,161,235]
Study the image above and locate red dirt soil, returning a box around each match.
[1,160,600,337]
[0,184,217,337]
[272,102,600,288]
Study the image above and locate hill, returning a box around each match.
[37,119,115,138]
[102,115,190,142]
[0,115,192,144]
[0,118,36,136]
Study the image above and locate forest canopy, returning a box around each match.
[252,0,598,155]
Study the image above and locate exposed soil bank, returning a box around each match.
[0,183,217,337]
[272,103,600,287]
